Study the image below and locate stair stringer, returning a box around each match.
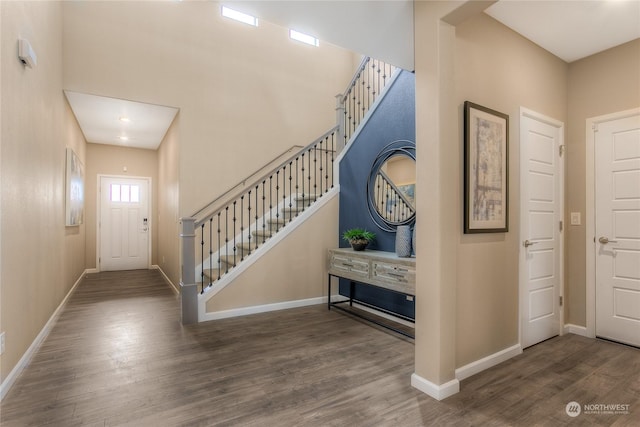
[197,186,339,322]
[195,193,305,282]
[334,67,402,169]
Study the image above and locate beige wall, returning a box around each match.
[62,1,359,218]
[1,1,86,383]
[413,2,569,386]
[157,115,181,288]
[566,39,640,326]
[206,195,338,312]
[85,144,159,269]
[414,0,460,387]
[454,13,568,366]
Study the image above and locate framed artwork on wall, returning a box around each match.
[65,147,84,226]
[464,101,509,233]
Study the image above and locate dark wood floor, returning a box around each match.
[1,270,638,426]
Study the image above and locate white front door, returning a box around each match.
[595,113,640,347]
[100,176,150,271]
[519,109,564,349]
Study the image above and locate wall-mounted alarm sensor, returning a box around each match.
[18,38,37,68]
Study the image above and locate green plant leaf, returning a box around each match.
[342,228,376,242]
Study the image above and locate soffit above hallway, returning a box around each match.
[64,91,179,150]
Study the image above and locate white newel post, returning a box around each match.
[335,93,346,152]
[180,217,198,324]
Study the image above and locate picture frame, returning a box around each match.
[464,101,509,233]
[65,147,84,226]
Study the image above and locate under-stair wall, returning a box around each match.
[338,70,416,318]
[203,195,339,319]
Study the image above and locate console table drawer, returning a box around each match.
[328,254,369,278]
[372,262,415,294]
[328,248,415,294]
[327,248,416,337]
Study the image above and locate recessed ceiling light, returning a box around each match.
[222,6,258,26]
[119,116,131,123]
[290,29,319,47]
[118,136,129,141]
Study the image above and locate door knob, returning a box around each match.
[598,236,618,244]
[523,240,538,248]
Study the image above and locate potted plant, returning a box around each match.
[342,228,376,251]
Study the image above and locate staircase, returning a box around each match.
[179,57,398,323]
[201,193,320,283]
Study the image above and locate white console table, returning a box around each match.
[327,248,415,338]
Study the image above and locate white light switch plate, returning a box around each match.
[570,212,581,226]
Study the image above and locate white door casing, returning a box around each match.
[519,108,564,349]
[594,113,640,347]
[99,176,150,271]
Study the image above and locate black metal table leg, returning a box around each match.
[349,280,354,307]
[327,273,331,310]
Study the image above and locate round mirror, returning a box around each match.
[367,141,416,232]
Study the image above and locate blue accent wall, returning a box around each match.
[338,70,416,318]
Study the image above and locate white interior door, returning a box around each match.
[520,109,563,349]
[100,176,150,271]
[595,113,640,347]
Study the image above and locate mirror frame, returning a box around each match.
[366,140,416,232]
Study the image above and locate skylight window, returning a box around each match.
[222,6,258,27]
[289,29,319,47]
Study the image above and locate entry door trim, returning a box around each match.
[518,107,565,347]
[585,107,640,339]
[97,174,152,272]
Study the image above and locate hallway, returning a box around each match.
[1,270,638,426]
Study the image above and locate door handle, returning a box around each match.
[523,240,538,248]
[598,236,618,244]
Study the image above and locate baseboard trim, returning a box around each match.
[411,373,460,401]
[0,269,87,401]
[455,344,522,381]
[85,268,99,274]
[564,323,590,338]
[201,296,326,322]
[151,265,179,294]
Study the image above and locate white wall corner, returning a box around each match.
[411,373,460,401]
[454,344,522,382]
[563,324,591,338]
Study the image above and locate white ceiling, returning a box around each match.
[486,0,640,63]
[64,91,179,150]
[66,1,639,151]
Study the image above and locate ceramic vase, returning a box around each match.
[395,225,412,257]
[412,226,416,256]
